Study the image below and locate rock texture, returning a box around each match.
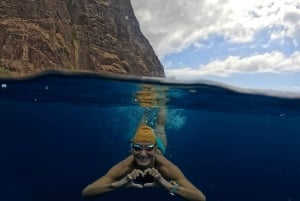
[0,0,164,77]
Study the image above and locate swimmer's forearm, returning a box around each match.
[157,177,206,201]
[82,183,112,198]
[110,177,129,188]
[157,176,173,191]
[82,178,128,198]
[166,183,206,201]
[174,186,206,201]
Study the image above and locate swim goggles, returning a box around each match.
[132,144,155,152]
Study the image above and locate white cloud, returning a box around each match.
[131,0,300,58]
[165,51,300,78]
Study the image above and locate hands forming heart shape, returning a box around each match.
[126,168,162,188]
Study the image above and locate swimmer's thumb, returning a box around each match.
[131,181,143,188]
[144,182,157,188]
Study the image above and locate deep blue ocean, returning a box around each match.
[1,72,300,201]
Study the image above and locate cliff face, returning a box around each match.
[0,0,164,77]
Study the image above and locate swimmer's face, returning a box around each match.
[132,142,156,168]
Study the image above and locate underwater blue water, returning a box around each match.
[1,72,300,201]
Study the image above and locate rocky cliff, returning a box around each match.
[0,0,164,77]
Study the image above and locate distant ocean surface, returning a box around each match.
[1,72,300,201]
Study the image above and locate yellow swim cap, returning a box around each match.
[133,125,156,144]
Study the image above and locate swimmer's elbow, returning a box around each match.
[195,191,206,201]
[82,184,106,199]
[81,187,88,198]
[200,194,206,201]
[82,185,93,198]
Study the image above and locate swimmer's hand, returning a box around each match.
[143,168,165,188]
[113,168,168,189]
[110,169,144,189]
[125,169,144,188]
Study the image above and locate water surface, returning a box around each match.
[1,72,300,201]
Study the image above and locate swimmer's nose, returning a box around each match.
[139,149,147,156]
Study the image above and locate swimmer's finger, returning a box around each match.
[144,182,156,188]
[136,169,145,177]
[131,181,143,188]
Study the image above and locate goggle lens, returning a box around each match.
[133,144,155,152]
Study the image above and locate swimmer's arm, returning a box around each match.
[158,156,206,201]
[173,176,206,201]
[82,156,134,198]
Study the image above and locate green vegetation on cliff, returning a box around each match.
[0,66,10,77]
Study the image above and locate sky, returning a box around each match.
[131,0,300,92]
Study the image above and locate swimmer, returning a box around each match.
[82,108,206,201]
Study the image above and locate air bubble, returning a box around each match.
[1,83,7,89]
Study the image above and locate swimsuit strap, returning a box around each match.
[156,137,166,154]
